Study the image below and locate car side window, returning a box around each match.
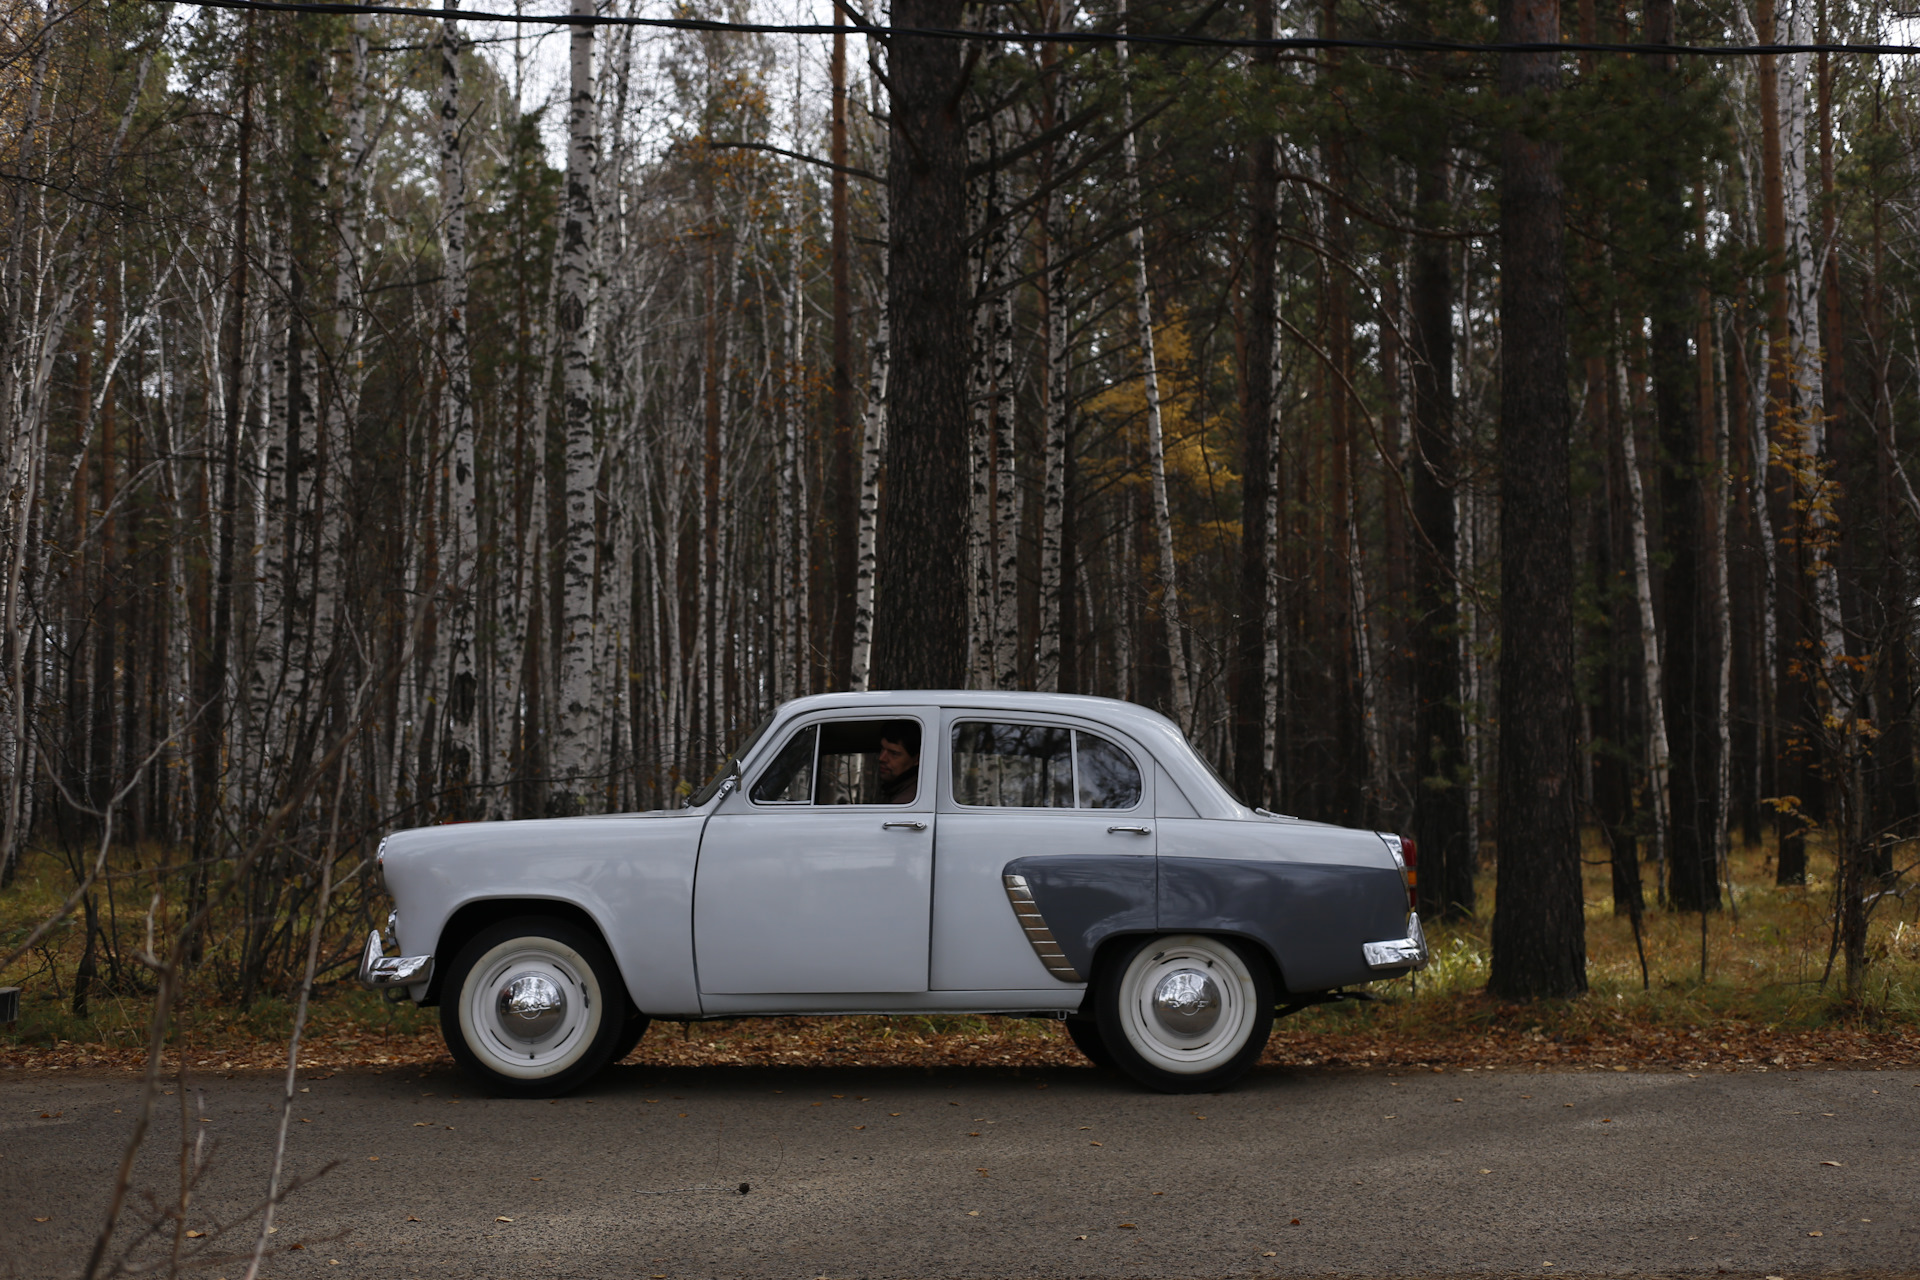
[750,725,817,803]
[951,722,1074,808]
[1075,731,1143,809]
[950,721,1139,810]
[749,718,926,805]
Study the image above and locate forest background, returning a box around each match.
[4,0,1920,1045]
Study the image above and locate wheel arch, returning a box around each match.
[425,897,627,1010]
[1082,928,1289,1004]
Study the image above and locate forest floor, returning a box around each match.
[3,831,1918,1077]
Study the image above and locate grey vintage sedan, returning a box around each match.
[362,691,1426,1095]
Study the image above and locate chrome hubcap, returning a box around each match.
[1151,968,1221,1035]
[495,973,568,1042]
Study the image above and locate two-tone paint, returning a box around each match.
[369,690,1425,1019]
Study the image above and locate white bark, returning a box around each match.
[989,127,1020,690]
[439,5,481,794]
[298,12,369,749]
[1118,9,1191,731]
[251,193,291,791]
[966,111,995,688]
[1035,181,1069,692]
[552,0,600,802]
[1778,0,1847,691]
[787,198,809,700]
[849,188,890,693]
[1617,354,1672,870]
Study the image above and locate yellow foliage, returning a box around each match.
[1082,313,1240,497]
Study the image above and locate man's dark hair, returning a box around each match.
[879,719,922,757]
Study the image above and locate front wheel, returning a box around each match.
[439,917,624,1098]
[1094,934,1274,1093]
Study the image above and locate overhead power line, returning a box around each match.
[152,0,1920,58]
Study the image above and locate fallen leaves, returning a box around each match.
[966,1211,980,1218]
[1809,1230,1824,1237]
[1088,1140,1103,1146]
[33,1217,49,1223]
[496,1216,513,1223]
[1820,1160,1843,1167]
[185,1231,204,1239]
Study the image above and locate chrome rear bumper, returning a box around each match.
[1362,912,1429,971]
[358,927,433,989]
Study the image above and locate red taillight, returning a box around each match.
[1401,836,1418,910]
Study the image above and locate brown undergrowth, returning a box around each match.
[5,830,1918,1078]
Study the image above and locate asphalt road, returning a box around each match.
[4,1059,1915,1279]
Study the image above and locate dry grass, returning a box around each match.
[4,829,1918,1077]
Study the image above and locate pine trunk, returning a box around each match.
[872,0,971,691]
[1488,0,1586,1000]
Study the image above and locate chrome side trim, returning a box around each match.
[1002,874,1083,983]
[1362,911,1429,971]
[358,928,434,988]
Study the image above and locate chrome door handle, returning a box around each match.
[882,820,927,831]
[1107,825,1151,835]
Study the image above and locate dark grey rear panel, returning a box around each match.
[1002,855,1156,978]
[1157,857,1408,992]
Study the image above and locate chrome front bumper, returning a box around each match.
[358,926,433,989]
[1362,911,1429,971]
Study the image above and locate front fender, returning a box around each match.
[379,811,708,1018]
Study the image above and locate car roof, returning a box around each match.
[774,689,1182,737]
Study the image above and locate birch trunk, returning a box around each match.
[989,129,1020,690]
[1778,0,1846,690]
[849,192,890,693]
[552,0,600,808]
[439,5,481,802]
[965,109,995,688]
[1118,0,1190,730]
[1617,355,1672,872]
[310,13,370,736]
[1035,74,1069,692]
[251,192,291,794]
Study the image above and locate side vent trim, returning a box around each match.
[1002,874,1085,983]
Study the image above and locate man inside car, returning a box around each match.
[876,720,920,804]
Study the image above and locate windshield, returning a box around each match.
[685,712,776,808]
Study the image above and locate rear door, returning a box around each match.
[930,713,1155,991]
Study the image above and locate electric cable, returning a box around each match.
[146,0,1920,58]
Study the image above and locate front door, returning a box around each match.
[694,711,936,994]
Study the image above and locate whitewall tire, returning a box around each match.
[1094,933,1274,1093]
[440,917,625,1097]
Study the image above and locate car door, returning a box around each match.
[930,713,1156,991]
[693,711,936,995]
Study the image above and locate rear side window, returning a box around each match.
[951,721,1142,810]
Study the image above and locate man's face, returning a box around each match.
[877,738,917,783]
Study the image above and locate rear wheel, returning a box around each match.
[439,917,624,1098]
[1094,934,1274,1093]
[1064,1016,1116,1069]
